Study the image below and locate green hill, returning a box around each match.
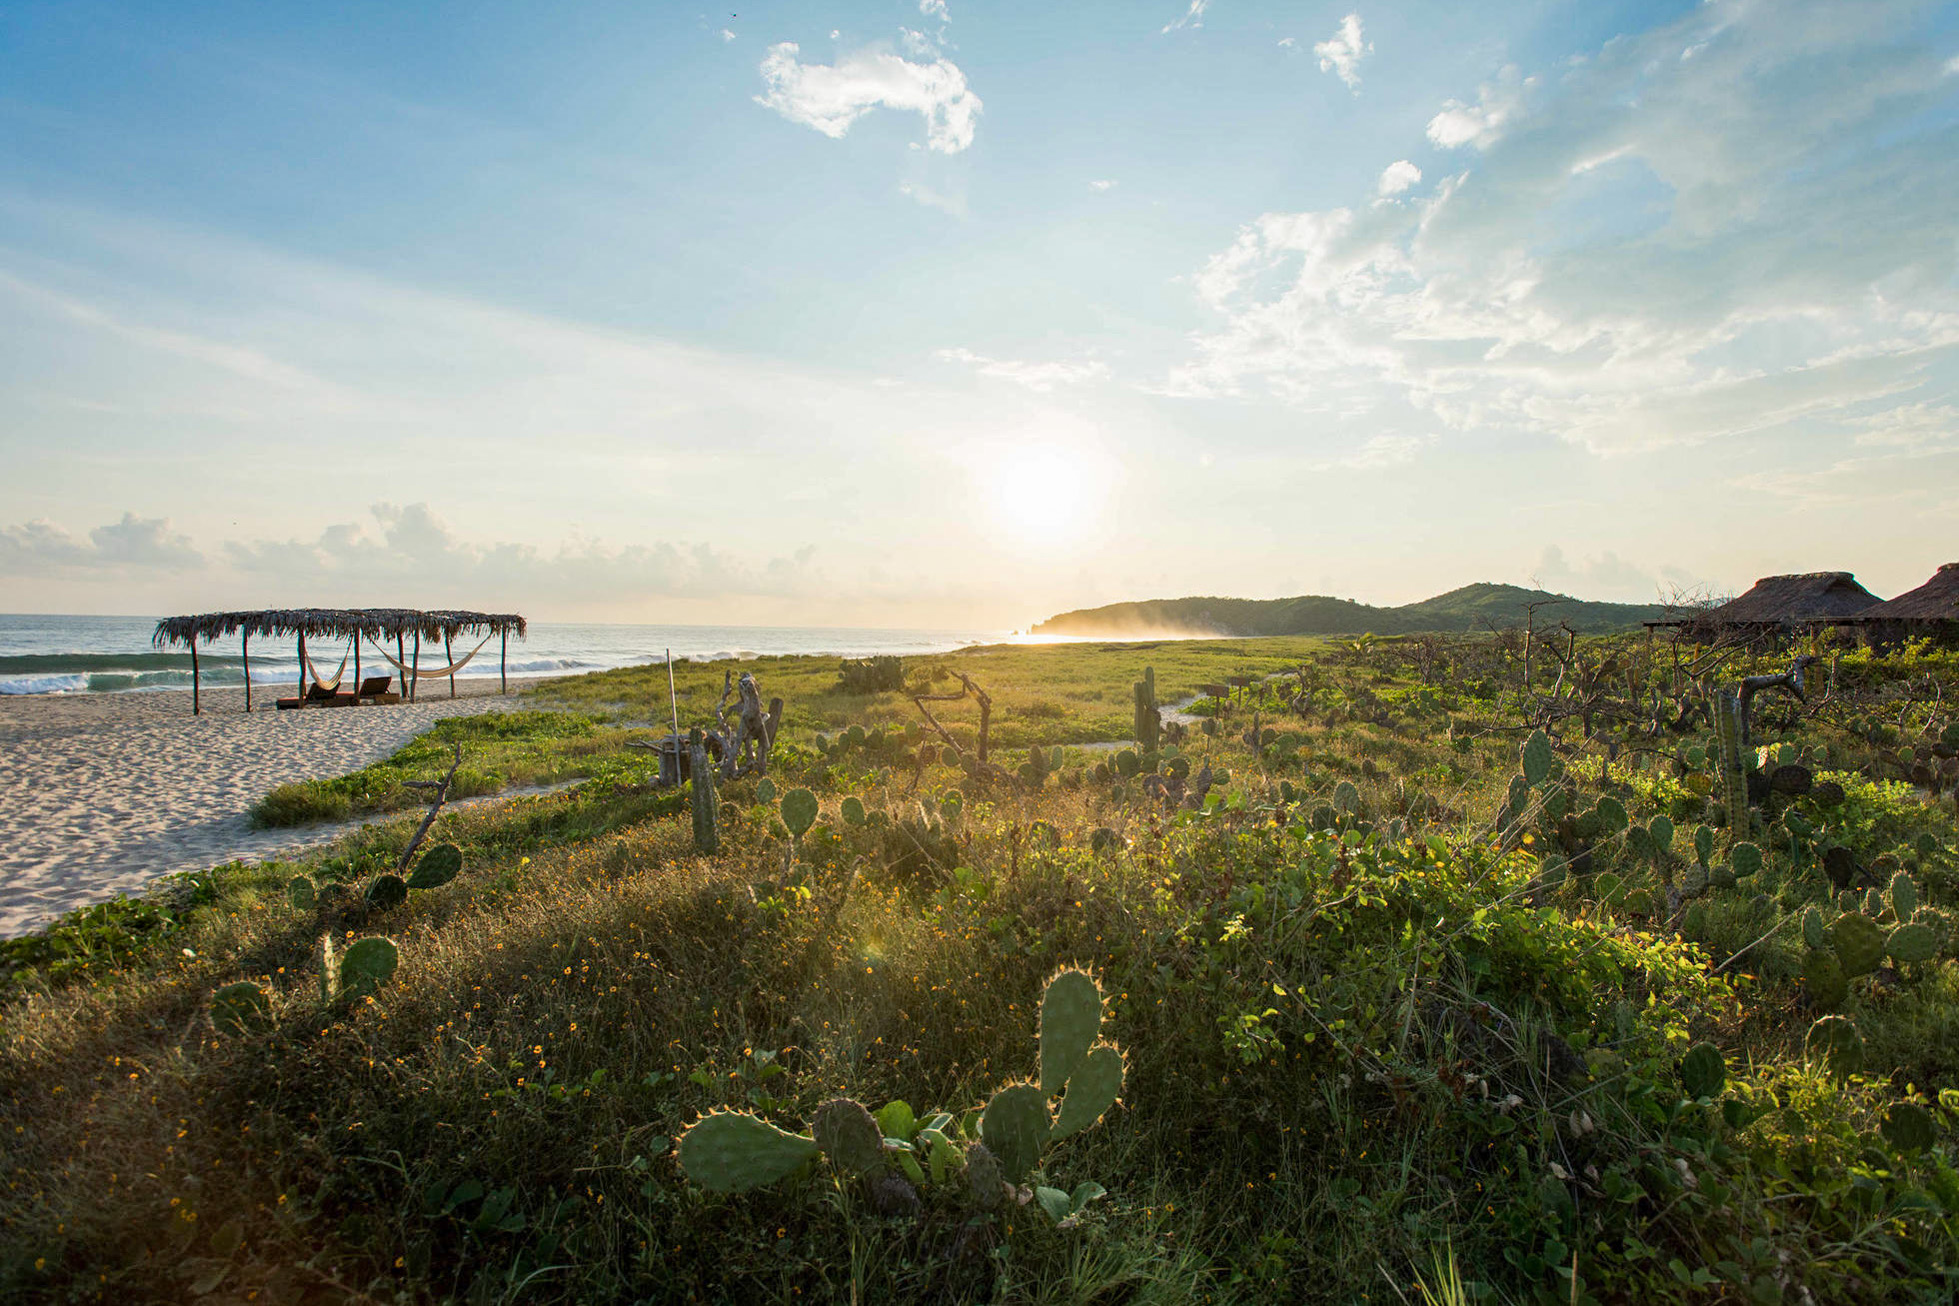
[1032,582,1666,637]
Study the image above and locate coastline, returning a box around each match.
[0,677,557,938]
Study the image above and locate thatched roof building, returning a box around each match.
[152,608,527,714]
[1855,563,1959,640]
[1648,571,1882,641]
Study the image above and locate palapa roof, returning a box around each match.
[153,608,526,649]
[1699,572,1881,626]
[1858,563,1959,623]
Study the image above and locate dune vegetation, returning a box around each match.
[4,632,1959,1303]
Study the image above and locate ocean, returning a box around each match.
[0,615,1009,696]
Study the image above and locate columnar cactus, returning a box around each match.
[689,734,719,854]
[1713,690,1751,835]
[1133,667,1160,753]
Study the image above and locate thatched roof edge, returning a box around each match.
[153,609,527,648]
[1857,563,1959,622]
[1697,571,1880,625]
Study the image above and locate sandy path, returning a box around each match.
[0,680,555,938]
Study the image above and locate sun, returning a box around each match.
[977,444,1109,546]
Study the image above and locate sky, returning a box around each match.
[0,0,1955,628]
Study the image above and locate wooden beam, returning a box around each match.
[190,639,200,716]
[446,631,456,698]
[500,630,507,694]
[241,632,250,712]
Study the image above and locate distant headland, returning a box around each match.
[1031,582,1672,639]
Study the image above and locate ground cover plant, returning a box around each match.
[4,632,1959,1303]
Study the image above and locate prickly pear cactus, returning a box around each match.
[1805,1015,1863,1081]
[1832,913,1887,978]
[1054,1044,1124,1138]
[1890,872,1919,923]
[678,1112,820,1193]
[210,982,272,1036]
[287,876,317,910]
[1520,730,1553,787]
[407,842,462,890]
[980,1083,1051,1185]
[365,874,408,910]
[1802,907,1828,950]
[781,788,818,840]
[1802,948,1848,1010]
[1887,923,1936,965]
[1039,969,1103,1094]
[1881,1102,1935,1153]
[1679,1042,1725,1099]
[1730,843,1762,880]
[841,796,866,826]
[339,936,399,1001]
[812,1098,886,1178]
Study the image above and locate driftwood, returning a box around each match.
[395,744,464,875]
[909,671,993,763]
[1737,655,1816,748]
[629,669,780,786]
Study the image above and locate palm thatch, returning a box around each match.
[1697,572,1881,627]
[1857,563,1959,624]
[152,609,526,649]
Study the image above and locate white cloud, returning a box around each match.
[756,43,981,154]
[1278,37,1296,49]
[936,348,1108,392]
[899,180,965,216]
[1425,65,1530,149]
[720,28,736,42]
[899,28,938,57]
[1168,0,1959,458]
[1533,545,1676,601]
[1317,433,1422,470]
[919,0,950,20]
[1376,160,1421,196]
[0,513,202,576]
[1162,1,1209,35]
[1088,179,1118,192]
[1314,14,1371,90]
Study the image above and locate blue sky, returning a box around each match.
[1,0,1955,626]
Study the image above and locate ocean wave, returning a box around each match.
[0,673,90,695]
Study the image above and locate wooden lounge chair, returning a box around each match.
[356,675,399,705]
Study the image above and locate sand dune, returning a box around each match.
[0,681,549,938]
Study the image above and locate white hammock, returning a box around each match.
[364,634,492,682]
[300,640,352,693]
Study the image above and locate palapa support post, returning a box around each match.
[500,630,507,694]
[296,632,306,705]
[446,631,456,698]
[241,632,250,712]
[351,632,359,707]
[397,633,407,703]
[190,638,200,716]
[410,629,420,703]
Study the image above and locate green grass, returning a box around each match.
[6,633,1959,1303]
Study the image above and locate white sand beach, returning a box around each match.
[0,680,552,938]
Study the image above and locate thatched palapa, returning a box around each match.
[1854,563,1959,642]
[152,608,527,715]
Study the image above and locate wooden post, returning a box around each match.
[352,632,360,706]
[397,633,406,702]
[190,639,200,716]
[446,631,456,698]
[500,630,508,694]
[410,630,420,703]
[296,632,306,705]
[241,632,250,712]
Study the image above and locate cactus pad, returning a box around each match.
[1039,969,1103,1094]
[780,788,819,839]
[980,1084,1050,1185]
[286,876,316,910]
[1648,815,1674,854]
[1831,913,1887,978]
[812,1098,886,1177]
[210,982,272,1036]
[1886,923,1936,965]
[840,796,866,826]
[1679,1042,1725,1099]
[1594,795,1627,834]
[1054,1044,1124,1138]
[1802,949,1847,1011]
[1805,1015,1863,1081]
[1802,907,1828,951]
[364,874,408,910]
[1693,825,1714,867]
[1890,872,1918,923]
[407,843,462,890]
[678,1112,820,1193]
[339,936,399,1000]
[1520,730,1553,787]
[1730,843,1761,879]
[755,777,777,804]
[1881,1102,1935,1153]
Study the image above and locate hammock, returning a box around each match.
[300,639,351,694]
[364,634,492,682]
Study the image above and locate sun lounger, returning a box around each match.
[356,675,398,705]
